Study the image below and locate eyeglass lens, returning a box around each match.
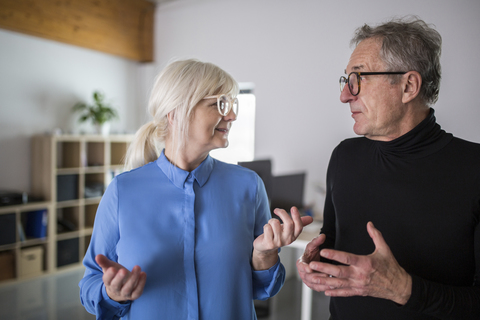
[339,73,359,96]
[218,96,239,116]
[348,73,359,95]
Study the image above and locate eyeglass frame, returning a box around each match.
[339,71,407,96]
[203,94,239,117]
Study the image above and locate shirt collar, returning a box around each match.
[156,149,214,189]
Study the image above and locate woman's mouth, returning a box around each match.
[215,128,229,133]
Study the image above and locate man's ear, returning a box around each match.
[402,71,422,104]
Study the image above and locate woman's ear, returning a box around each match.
[167,110,175,126]
[402,71,422,104]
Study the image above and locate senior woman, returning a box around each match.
[79,59,312,319]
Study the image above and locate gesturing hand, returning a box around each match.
[303,222,412,305]
[252,207,313,270]
[296,233,333,292]
[95,254,147,303]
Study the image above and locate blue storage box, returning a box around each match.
[25,209,48,238]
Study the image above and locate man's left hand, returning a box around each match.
[308,222,412,305]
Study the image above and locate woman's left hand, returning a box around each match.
[252,207,313,270]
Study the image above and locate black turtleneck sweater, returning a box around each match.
[321,109,480,320]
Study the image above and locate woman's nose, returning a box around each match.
[223,108,237,121]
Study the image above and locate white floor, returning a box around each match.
[0,266,330,320]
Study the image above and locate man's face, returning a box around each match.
[340,38,407,141]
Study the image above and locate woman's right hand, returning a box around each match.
[95,254,147,303]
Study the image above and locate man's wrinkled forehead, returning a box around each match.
[345,39,383,73]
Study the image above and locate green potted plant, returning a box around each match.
[73,91,118,135]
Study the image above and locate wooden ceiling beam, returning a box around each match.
[0,0,155,62]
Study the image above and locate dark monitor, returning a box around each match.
[238,160,273,199]
[270,172,306,214]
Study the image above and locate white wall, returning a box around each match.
[1,0,479,215]
[0,29,143,193]
[152,0,480,216]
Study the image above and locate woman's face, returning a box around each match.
[186,96,237,156]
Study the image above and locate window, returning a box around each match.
[210,83,255,164]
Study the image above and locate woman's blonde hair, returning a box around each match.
[125,59,239,170]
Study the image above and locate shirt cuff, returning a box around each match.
[401,274,423,311]
[252,258,281,286]
[98,284,132,317]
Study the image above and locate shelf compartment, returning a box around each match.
[0,250,16,281]
[111,142,129,166]
[84,173,105,198]
[56,174,79,202]
[21,209,48,240]
[19,245,44,278]
[84,235,92,255]
[84,203,98,229]
[87,142,105,167]
[57,238,79,268]
[0,213,16,246]
[56,206,80,234]
[56,141,81,169]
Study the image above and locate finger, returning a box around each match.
[108,268,129,292]
[120,265,141,298]
[268,218,283,243]
[325,287,360,297]
[309,260,344,278]
[130,271,147,300]
[273,208,293,231]
[302,272,337,292]
[320,248,359,267]
[289,206,304,237]
[263,223,273,243]
[102,266,120,287]
[296,257,312,273]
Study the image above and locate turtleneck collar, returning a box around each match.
[156,149,214,189]
[373,108,453,159]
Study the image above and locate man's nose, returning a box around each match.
[340,84,355,104]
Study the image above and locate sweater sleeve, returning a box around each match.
[402,215,480,319]
[251,174,286,300]
[319,146,338,251]
[78,178,131,319]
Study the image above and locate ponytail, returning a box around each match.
[124,119,168,170]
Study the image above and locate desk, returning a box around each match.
[287,222,322,320]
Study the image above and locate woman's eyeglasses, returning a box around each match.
[339,71,407,96]
[204,95,239,116]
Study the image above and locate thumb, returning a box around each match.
[367,221,388,253]
[303,234,326,258]
[95,254,115,271]
[300,215,314,227]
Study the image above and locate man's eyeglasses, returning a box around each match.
[339,71,407,96]
[204,95,239,117]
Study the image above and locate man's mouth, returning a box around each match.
[351,110,361,118]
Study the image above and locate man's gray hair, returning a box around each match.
[351,16,442,106]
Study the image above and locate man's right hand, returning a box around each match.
[296,234,333,292]
[95,254,147,302]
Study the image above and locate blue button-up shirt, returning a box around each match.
[79,151,285,319]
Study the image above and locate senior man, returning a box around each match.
[297,17,480,320]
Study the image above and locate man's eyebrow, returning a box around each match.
[344,65,364,74]
[351,65,364,71]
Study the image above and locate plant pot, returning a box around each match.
[95,123,110,136]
